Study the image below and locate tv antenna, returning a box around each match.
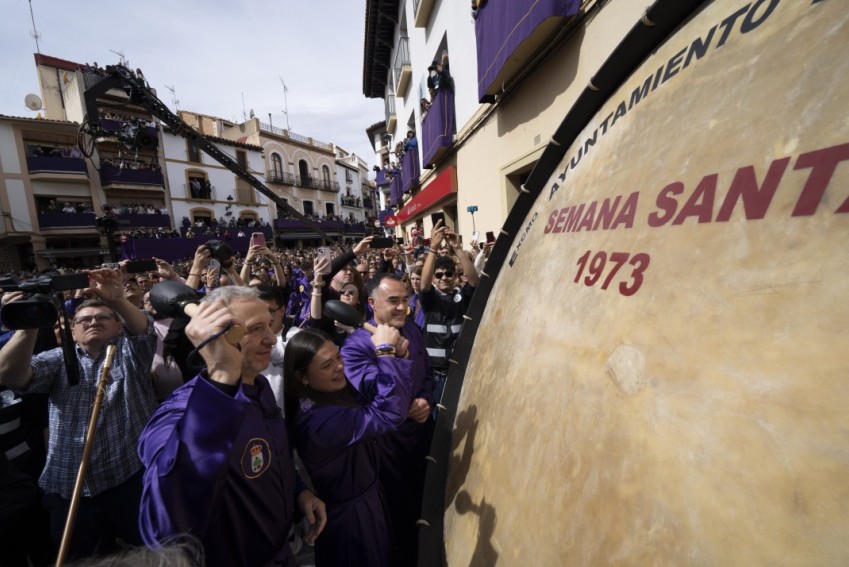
[165,85,179,112]
[278,76,291,130]
[109,49,128,67]
[28,0,41,53]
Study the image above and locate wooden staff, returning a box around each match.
[55,344,117,567]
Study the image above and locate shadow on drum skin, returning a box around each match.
[445,405,479,510]
[455,490,499,567]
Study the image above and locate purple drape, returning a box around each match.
[401,150,420,195]
[422,90,456,168]
[100,165,164,185]
[375,170,390,187]
[475,0,580,102]
[275,219,345,231]
[27,156,87,174]
[389,171,403,207]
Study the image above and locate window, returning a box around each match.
[187,171,211,199]
[236,150,248,169]
[325,203,335,217]
[271,153,283,176]
[303,200,314,216]
[187,139,202,163]
[345,169,353,183]
[298,160,311,186]
[322,165,332,186]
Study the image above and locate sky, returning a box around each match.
[0,0,384,163]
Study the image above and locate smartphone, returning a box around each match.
[370,237,394,249]
[251,232,265,247]
[125,259,158,274]
[471,231,480,244]
[431,212,445,227]
[316,247,332,275]
[101,262,120,270]
[209,259,221,270]
[486,231,496,244]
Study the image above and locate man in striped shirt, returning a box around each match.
[420,220,479,409]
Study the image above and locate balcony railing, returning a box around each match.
[26,156,88,175]
[363,197,374,210]
[37,212,97,230]
[414,0,436,27]
[267,170,296,185]
[394,37,412,94]
[184,182,216,200]
[258,122,334,152]
[341,196,361,208]
[385,96,397,132]
[316,179,341,192]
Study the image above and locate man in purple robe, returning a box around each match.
[341,273,434,565]
[138,286,326,567]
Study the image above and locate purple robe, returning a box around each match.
[340,320,434,565]
[138,374,299,567]
[294,360,413,567]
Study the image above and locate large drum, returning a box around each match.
[438,0,849,564]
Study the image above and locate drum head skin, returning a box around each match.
[444,1,849,565]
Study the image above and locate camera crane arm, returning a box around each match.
[80,65,333,242]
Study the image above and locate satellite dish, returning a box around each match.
[24,94,43,111]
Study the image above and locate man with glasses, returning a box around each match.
[420,220,479,411]
[0,268,158,560]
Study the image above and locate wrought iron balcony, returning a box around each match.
[267,170,296,185]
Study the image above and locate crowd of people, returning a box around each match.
[0,224,496,566]
[29,144,84,159]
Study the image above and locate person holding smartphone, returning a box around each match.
[419,220,479,414]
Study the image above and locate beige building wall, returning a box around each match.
[450,0,653,243]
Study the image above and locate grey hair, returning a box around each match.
[202,285,261,305]
[67,540,204,566]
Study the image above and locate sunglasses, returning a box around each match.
[340,289,358,297]
[434,271,454,279]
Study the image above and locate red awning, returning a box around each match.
[395,166,457,224]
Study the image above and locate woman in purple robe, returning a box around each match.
[284,328,413,567]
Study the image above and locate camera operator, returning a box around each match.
[0,267,158,560]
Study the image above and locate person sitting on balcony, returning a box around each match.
[62,202,76,214]
[68,146,83,159]
[146,205,156,215]
[420,98,431,118]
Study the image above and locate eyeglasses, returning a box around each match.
[73,313,117,327]
[434,271,454,279]
[340,289,358,297]
[268,305,285,315]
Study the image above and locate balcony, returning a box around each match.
[184,182,216,200]
[422,90,456,168]
[363,197,375,210]
[414,0,436,27]
[275,218,366,236]
[375,169,390,187]
[341,195,361,208]
[26,155,88,176]
[475,0,581,102]
[393,37,412,95]
[100,165,164,187]
[385,96,397,133]
[267,170,296,186]
[401,148,420,195]
[258,122,334,152]
[37,212,97,230]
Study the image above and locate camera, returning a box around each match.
[205,240,233,263]
[0,272,89,330]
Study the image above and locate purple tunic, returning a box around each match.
[340,319,434,564]
[138,374,299,567]
[295,359,413,567]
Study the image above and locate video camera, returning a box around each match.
[0,272,90,330]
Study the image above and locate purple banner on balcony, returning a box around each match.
[27,156,88,174]
[38,213,97,229]
[389,172,404,207]
[274,219,345,231]
[121,236,255,263]
[100,165,164,186]
[118,213,171,228]
[475,0,580,102]
[422,90,456,168]
[401,149,420,195]
[375,169,390,187]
